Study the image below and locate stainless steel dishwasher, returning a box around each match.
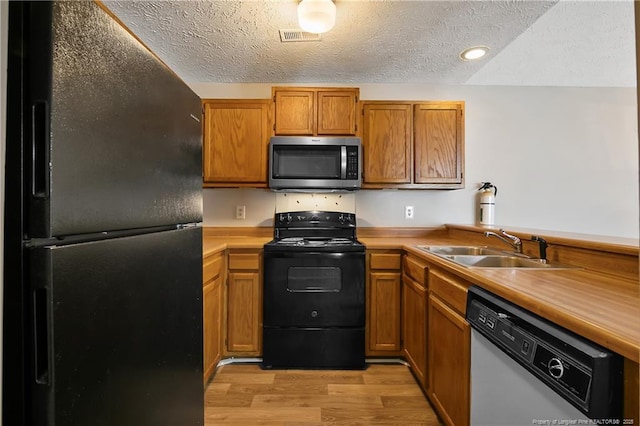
[466,286,623,426]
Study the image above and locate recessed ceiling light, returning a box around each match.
[460,46,489,61]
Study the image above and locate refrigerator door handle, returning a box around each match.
[33,288,51,385]
[31,101,50,199]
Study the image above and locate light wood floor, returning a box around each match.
[205,363,443,425]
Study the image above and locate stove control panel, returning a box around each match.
[277,213,292,224]
[274,211,355,228]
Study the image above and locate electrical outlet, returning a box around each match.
[235,205,246,220]
[405,205,414,219]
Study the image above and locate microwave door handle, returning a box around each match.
[341,146,347,179]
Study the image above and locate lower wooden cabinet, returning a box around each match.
[428,269,471,426]
[367,250,402,355]
[403,275,428,387]
[402,255,429,390]
[225,250,262,356]
[203,251,224,383]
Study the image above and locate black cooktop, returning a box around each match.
[265,211,364,252]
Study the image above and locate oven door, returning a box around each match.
[263,250,365,328]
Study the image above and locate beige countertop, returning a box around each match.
[203,229,640,362]
[203,236,271,258]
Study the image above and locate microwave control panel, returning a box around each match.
[346,146,359,179]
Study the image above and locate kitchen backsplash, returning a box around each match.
[274,193,356,214]
[202,188,474,229]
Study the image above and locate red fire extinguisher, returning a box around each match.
[478,182,497,225]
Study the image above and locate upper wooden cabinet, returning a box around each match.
[273,87,359,136]
[202,99,272,187]
[362,103,412,184]
[361,101,465,189]
[414,102,465,185]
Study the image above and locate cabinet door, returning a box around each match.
[273,90,315,135]
[203,252,224,383]
[227,271,261,354]
[317,90,358,135]
[428,294,470,426]
[414,102,464,185]
[368,272,402,352]
[202,100,270,185]
[203,276,222,382]
[362,103,412,184]
[402,275,428,389]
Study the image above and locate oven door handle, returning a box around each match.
[264,251,364,260]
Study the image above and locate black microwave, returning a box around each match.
[269,136,362,191]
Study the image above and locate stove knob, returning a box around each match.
[311,215,319,222]
[338,214,345,224]
[547,357,564,379]
[285,213,292,224]
[310,310,318,318]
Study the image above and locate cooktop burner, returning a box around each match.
[273,237,359,247]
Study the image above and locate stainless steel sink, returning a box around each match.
[417,245,579,270]
[417,245,506,256]
[443,255,557,268]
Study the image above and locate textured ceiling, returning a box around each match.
[103,0,636,87]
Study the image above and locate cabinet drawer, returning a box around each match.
[203,253,223,285]
[370,253,402,270]
[403,255,428,284]
[228,252,261,270]
[429,269,469,315]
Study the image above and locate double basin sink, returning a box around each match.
[418,245,577,270]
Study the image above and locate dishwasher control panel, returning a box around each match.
[470,303,536,363]
[466,286,623,420]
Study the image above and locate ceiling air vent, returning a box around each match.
[279,29,322,43]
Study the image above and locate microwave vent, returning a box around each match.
[279,29,322,43]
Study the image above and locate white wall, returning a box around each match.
[193,83,639,239]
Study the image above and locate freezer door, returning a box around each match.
[14,2,202,238]
[27,227,203,426]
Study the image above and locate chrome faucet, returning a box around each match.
[484,229,523,254]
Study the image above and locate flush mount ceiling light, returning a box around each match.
[460,46,490,61]
[298,0,336,34]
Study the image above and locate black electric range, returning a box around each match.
[262,210,366,369]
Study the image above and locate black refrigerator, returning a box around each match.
[4,2,204,425]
